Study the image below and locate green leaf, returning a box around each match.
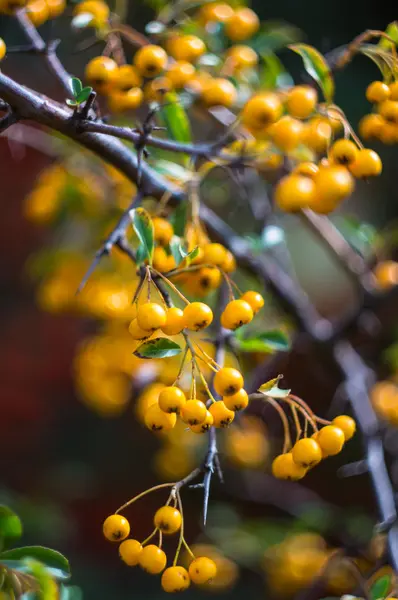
[153,159,191,184]
[131,207,154,265]
[159,92,192,145]
[66,99,78,107]
[370,575,391,600]
[262,385,291,399]
[169,236,184,267]
[24,559,57,600]
[379,22,398,51]
[70,77,83,98]
[135,244,148,266]
[75,86,93,104]
[184,246,200,266]
[289,43,334,103]
[170,202,188,237]
[258,375,283,392]
[60,585,83,600]
[249,21,301,54]
[1,547,70,579]
[333,216,377,257]
[235,330,290,353]
[360,44,396,81]
[259,51,293,90]
[134,338,182,359]
[0,507,22,550]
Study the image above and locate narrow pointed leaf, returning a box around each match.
[131,207,154,265]
[159,92,192,145]
[258,375,283,393]
[0,507,22,550]
[370,575,391,600]
[134,338,182,359]
[379,21,398,51]
[289,43,334,103]
[170,201,188,237]
[169,236,184,267]
[235,330,290,353]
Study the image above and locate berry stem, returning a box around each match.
[172,344,189,385]
[151,269,190,305]
[172,491,185,567]
[141,527,159,546]
[114,483,175,513]
[263,396,292,453]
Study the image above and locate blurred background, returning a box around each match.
[1,1,398,599]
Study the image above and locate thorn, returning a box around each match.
[189,483,204,490]
[214,454,224,483]
[374,516,397,534]
[76,248,107,294]
[337,459,368,478]
[203,471,211,526]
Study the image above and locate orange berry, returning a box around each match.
[329,139,359,166]
[161,566,190,592]
[223,388,249,411]
[161,307,185,336]
[373,261,398,289]
[378,99,398,123]
[189,557,217,584]
[26,0,49,26]
[214,367,244,396]
[366,81,391,103]
[74,0,109,26]
[286,85,318,119]
[0,37,5,60]
[168,35,206,63]
[209,400,235,427]
[152,246,172,273]
[144,76,173,102]
[139,545,167,574]
[152,217,174,246]
[317,425,345,456]
[389,81,398,100]
[292,438,322,468]
[189,410,214,433]
[198,2,234,24]
[202,243,227,266]
[107,88,143,113]
[275,174,316,212]
[134,45,168,78]
[224,8,259,42]
[202,78,237,108]
[292,162,319,178]
[85,56,118,93]
[119,539,143,566]
[309,166,354,213]
[348,149,382,178]
[221,299,253,330]
[270,116,303,152]
[197,267,222,294]
[113,65,142,91]
[272,453,307,480]
[183,302,213,331]
[302,117,332,153]
[144,404,177,432]
[220,250,236,273]
[128,318,150,340]
[46,0,66,18]
[103,514,130,542]
[154,506,182,534]
[167,61,195,88]
[240,291,264,314]
[227,45,258,70]
[331,416,356,441]
[158,386,186,414]
[242,93,283,129]
[359,113,385,140]
[137,302,167,332]
[378,121,398,144]
[181,399,207,425]
[0,0,26,14]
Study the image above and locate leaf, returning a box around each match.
[134,338,182,359]
[153,159,191,184]
[360,44,396,80]
[170,202,188,237]
[249,21,301,54]
[0,506,22,550]
[169,236,184,267]
[24,559,58,600]
[184,246,200,266]
[333,216,377,257]
[289,43,334,103]
[379,21,398,51]
[159,92,192,145]
[235,330,290,353]
[135,244,148,266]
[66,99,78,107]
[258,376,291,398]
[70,77,82,98]
[75,87,93,104]
[1,547,70,579]
[259,51,293,90]
[370,575,391,600]
[258,375,283,392]
[60,585,83,600]
[131,207,154,265]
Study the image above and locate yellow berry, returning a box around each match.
[202,78,237,108]
[137,302,167,332]
[161,566,190,592]
[209,401,235,427]
[271,453,307,480]
[270,116,303,152]
[74,0,109,27]
[0,0,26,14]
[221,299,253,330]
[302,117,332,153]
[198,2,234,24]
[119,539,143,566]
[366,81,391,103]
[167,61,196,89]
[214,367,244,396]
[242,93,282,129]
[348,149,382,178]
[152,246,172,272]
[0,38,6,61]
[85,56,118,94]
[144,403,177,432]
[168,35,206,63]
[292,438,322,468]
[292,162,319,178]
[224,8,259,42]
[183,302,213,331]
[181,399,207,425]
[154,506,182,534]
[389,81,398,100]
[309,166,354,214]
[103,514,130,542]
[189,410,214,433]
[202,243,227,266]
[26,0,49,26]
[374,261,398,289]
[45,0,66,18]
[144,76,173,103]
[107,88,144,113]
[331,416,356,441]
[161,307,185,336]
[158,386,186,414]
[189,557,217,584]
[275,174,316,212]
[220,250,236,273]
[329,139,359,166]
[139,545,167,574]
[196,267,222,294]
[359,114,385,140]
[152,217,174,246]
[227,45,258,70]
[113,65,142,91]
[378,99,398,123]
[128,318,150,340]
[223,388,249,412]
[134,45,168,78]
[286,85,318,119]
[317,425,345,456]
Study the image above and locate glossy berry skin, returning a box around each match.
[272,453,307,480]
[113,65,142,91]
[317,425,345,456]
[139,545,167,574]
[221,299,253,330]
[26,0,49,26]
[161,566,190,592]
[85,56,118,93]
[389,81,398,100]
[358,114,385,139]
[203,243,227,266]
[202,78,237,108]
[214,367,244,396]
[378,100,398,123]
[332,416,356,441]
[152,217,174,245]
[162,307,185,336]
[0,38,6,61]
[137,303,167,332]
[145,403,177,432]
[225,8,260,42]
[108,88,143,113]
[348,149,382,178]
[144,76,173,102]
[223,388,249,411]
[221,250,236,273]
[183,302,213,331]
[366,81,390,103]
[302,118,332,153]
[46,0,66,18]
[199,2,234,24]
[196,267,222,294]
[275,174,316,212]
[227,45,258,70]
[128,318,150,340]
[293,162,319,178]
[134,45,168,78]
[189,410,214,433]
[168,35,205,63]
[270,116,303,152]
[119,539,143,566]
[103,514,130,542]
[310,166,354,213]
[242,93,282,129]
[181,399,207,425]
[154,506,182,534]
[152,246,174,272]
[167,61,195,89]
[286,85,317,119]
[209,401,235,427]
[292,438,322,468]
[74,0,109,26]
[189,557,217,584]
[158,386,186,414]
[329,139,359,166]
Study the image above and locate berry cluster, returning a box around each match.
[103,486,217,593]
[360,80,398,144]
[0,0,65,25]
